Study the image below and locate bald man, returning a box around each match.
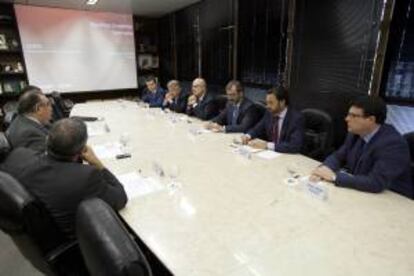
[186,78,219,120]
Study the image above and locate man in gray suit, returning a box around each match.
[1,118,127,239]
[6,89,52,153]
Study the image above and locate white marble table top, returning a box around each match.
[71,100,414,276]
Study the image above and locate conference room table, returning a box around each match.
[71,99,414,276]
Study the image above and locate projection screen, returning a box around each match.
[15,5,138,93]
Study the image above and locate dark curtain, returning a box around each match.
[238,0,286,87]
[290,0,383,146]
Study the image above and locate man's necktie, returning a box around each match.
[231,106,239,125]
[272,116,280,144]
[352,138,366,173]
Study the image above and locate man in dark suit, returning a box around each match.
[6,89,52,153]
[1,118,127,239]
[186,77,219,120]
[141,75,166,108]
[241,87,304,153]
[162,80,189,113]
[311,96,412,196]
[205,80,262,133]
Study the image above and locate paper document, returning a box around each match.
[86,121,109,136]
[235,145,263,153]
[117,172,163,199]
[92,143,123,159]
[256,150,281,160]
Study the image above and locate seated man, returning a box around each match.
[1,118,127,239]
[6,89,52,153]
[141,75,166,108]
[162,80,189,113]
[186,77,219,120]
[311,96,412,195]
[205,80,261,133]
[242,87,304,153]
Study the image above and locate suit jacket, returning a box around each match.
[186,92,219,120]
[142,87,166,108]
[0,148,127,239]
[6,115,49,153]
[247,108,304,153]
[324,124,413,196]
[212,98,261,133]
[163,92,189,113]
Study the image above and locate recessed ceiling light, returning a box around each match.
[86,0,99,5]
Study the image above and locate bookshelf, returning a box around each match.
[0,3,28,98]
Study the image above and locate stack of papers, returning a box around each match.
[117,172,164,199]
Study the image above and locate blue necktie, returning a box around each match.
[231,105,239,125]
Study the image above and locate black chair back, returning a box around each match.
[301,108,334,160]
[0,132,11,161]
[404,131,414,199]
[404,131,414,162]
[0,172,79,275]
[76,198,152,276]
[2,101,18,130]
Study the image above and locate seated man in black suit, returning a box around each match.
[1,118,127,239]
[6,89,52,153]
[162,80,189,113]
[186,77,219,120]
[242,87,304,153]
[310,96,412,196]
[205,80,261,133]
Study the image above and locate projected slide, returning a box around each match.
[15,5,137,93]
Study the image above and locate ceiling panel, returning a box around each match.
[0,0,200,17]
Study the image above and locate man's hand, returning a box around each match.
[310,165,336,182]
[241,134,251,145]
[248,139,267,150]
[81,145,105,170]
[165,92,174,103]
[187,95,197,106]
[205,122,224,132]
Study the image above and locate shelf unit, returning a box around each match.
[0,3,28,98]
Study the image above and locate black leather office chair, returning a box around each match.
[76,198,152,276]
[404,131,414,162]
[0,132,11,162]
[301,108,334,161]
[0,171,83,276]
[2,101,18,130]
[404,131,414,198]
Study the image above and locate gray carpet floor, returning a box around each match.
[0,230,42,276]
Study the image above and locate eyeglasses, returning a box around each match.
[346,112,366,119]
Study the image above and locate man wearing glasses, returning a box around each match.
[311,96,412,196]
[6,89,52,153]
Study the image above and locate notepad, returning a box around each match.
[117,172,163,199]
[92,143,123,159]
[86,121,109,136]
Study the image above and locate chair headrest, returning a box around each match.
[301,108,333,132]
[76,198,150,276]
